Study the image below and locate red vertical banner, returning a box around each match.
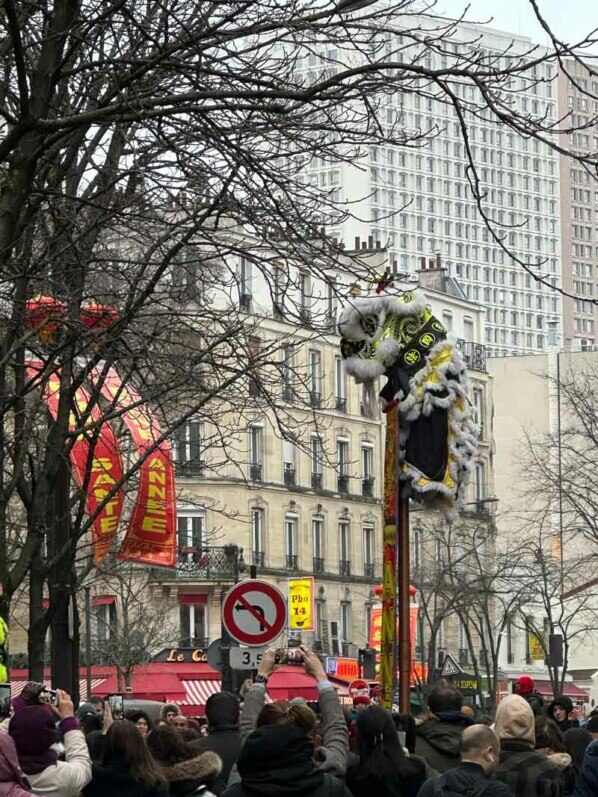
[25,358,124,564]
[369,604,419,685]
[90,366,176,567]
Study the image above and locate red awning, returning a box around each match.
[92,596,115,606]
[178,594,208,605]
[97,670,186,702]
[266,666,320,701]
[532,680,589,700]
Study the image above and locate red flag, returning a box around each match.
[89,365,176,567]
[25,358,124,564]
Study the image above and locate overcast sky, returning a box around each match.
[438,0,598,45]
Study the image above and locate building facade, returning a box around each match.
[303,22,562,356]
[558,59,598,351]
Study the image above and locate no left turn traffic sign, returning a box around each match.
[222,580,287,647]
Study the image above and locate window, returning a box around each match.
[313,517,324,572]
[239,258,252,311]
[340,601,352,643]
[337,440,349,493]
[363,525,375,577]
[285,515,298,568]
[179,598,207,647]
[334,357,346,410]
[251,508,264,564]
[283,437,295,485]
[315,600,325,643]
[361,444,374,497]
[273,265,284,319]
[474,462,486,502]
[178,514,204,559]
[299,271,311,322]
[326,281,338,329]
[249,424,263,480]
[248,336,261,397]
[93,599,116,643]
[174,419,204,473]
[464,316,474,342]
[458,619,468,664]
[308,349,321,406]
[412,525,422,574]
[339,520,351,574]
[282,345,294,401]
[311,435,323,477]
[473,388,484,439]
[442,311,453,332]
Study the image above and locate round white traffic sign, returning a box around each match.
[222,580,287,647]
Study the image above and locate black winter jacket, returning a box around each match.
[83,759,170,797]
[190,728,241,786]
[346,754,426,797]
[416,762,513,797]
[223,725,351,797]
[415,713,474,774]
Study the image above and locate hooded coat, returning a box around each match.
[9,709,92,797]
[494,695,564,797]
[573,739,598,797]
[0,734,31,797]
[548,698,580,734]
[159,752,222,797]
[414,712,474,773]
[223,725,351,797]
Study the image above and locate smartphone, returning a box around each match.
[0,684,10,718]
[108,694,124,720]
[274,648,303,665]
[39,689,58,706]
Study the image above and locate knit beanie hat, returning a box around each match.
[514,676,534,696]
[495,694,535,746]
[353,695,371,707]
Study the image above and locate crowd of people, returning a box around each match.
[0,652,597,797]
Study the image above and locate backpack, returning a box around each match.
[432,778,492,797]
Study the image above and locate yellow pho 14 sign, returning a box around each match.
[288,577,315,631]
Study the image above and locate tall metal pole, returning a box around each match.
[85,586,92,699]
[380,404,398,709]
[398,496,411,713]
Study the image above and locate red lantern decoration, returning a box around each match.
[80,302,119,332]
[25,295,66,342]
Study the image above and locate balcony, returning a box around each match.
[286,554,299,571]
[252,551,265,567]
[240,293,253,313]
[170,546,242,581]
[335,396,347,412]
[284,468,296,487]
[311,472,323,490]
[282,385,294,403]
[339,559,351,576]
[313,557,325,574]
[309,390,321,409]
[250,464,263,482]
[456,339,487,372]
[458,648,469,666]
[300,308,312,326]
[337,474,349,494]
[175,459,205,477]
[362,477,374,498]
[364,562,375,578]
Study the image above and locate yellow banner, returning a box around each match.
[529,633,545,661]
[288,577,314,631]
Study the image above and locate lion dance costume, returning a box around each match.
[339,288,477,518]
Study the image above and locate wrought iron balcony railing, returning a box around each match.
[286,554,299,571]
[313,557,325,574]
[250,464,263,482]
[252,551,265,567]
[339,559,351,576]
[364,562,376,578]
[455,339,487,372]
[284,468,296,487]
[362,477,374,498]
[335,396,347,412]
[337,475,349,494]
[311,472,323,490]
[174,546,243,581]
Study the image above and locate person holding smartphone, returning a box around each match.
[9,688,92,797]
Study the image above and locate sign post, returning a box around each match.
[222,580,287,647]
